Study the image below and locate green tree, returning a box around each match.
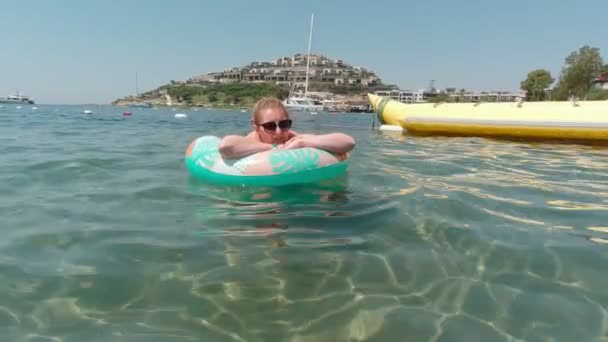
[428,92,452,103]
[520,69,554,101]
[599,64,608,80]
[586,87,608,101]
[553,45,604,100]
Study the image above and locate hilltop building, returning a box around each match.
[189,53,381,91]
[592,74,608,90]
[375,88,523,103]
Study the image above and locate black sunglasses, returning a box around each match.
[258,119,292,133]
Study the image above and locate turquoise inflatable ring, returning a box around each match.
[185,136,349,186]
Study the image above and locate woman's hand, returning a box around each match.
[278,136,310,150]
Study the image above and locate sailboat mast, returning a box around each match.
[135,72,139,97]
[304,13,314,97]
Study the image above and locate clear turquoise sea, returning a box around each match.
[1,104,607,342]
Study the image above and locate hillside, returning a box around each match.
[112,53,394,107]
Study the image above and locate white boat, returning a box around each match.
[128,101,152,108]
[282,14,324,113]
[284,96,323,111]
[0,92,35,104]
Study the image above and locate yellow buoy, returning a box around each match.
[367,93,608,142]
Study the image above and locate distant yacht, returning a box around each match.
[128,101,152,108]
[0,92,35,105]
[282,13,324,113]
[284,96,323,112]
[128,72,152,108]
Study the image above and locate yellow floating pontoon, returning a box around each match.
[367,93,608,142]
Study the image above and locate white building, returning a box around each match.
[374,89,426,103]
[375,88,523,103]
[592,77,608,90]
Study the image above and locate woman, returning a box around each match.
[219,97,355,159]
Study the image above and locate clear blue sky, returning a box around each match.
[1,0,607,104]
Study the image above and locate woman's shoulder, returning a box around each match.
[245,131,261,140]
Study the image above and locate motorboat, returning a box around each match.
[283,96,324,112]
[0,93,35,104]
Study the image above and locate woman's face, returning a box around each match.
[254,107,292,144]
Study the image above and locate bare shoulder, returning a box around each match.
[245,131,261,141]
[220,131,260,146]
[224,131,258,140]
[245,131,258,138]
[291,131,316,138]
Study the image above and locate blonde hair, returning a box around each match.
[252,97,289,124]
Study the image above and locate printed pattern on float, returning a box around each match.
[268,148,323,173]
[194,136,222,169]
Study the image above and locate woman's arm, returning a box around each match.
[218,134,274,159]
[281,132,355,154]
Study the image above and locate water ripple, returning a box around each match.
[1,106,607,341]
